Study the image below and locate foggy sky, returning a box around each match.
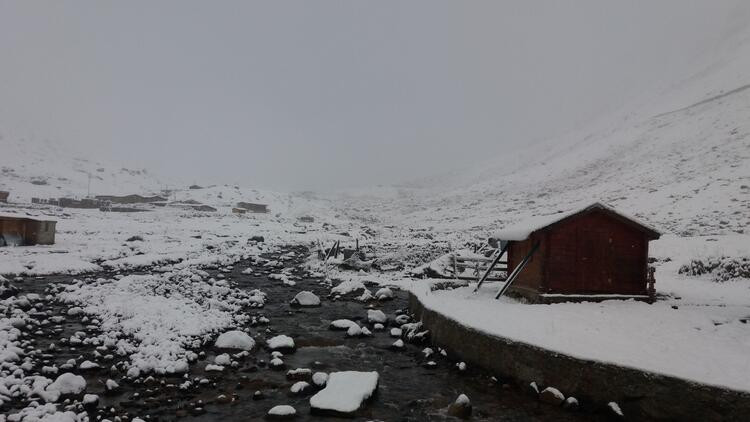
[0,1,747,190]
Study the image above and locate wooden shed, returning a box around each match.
[0,215,57,246]
[492,203,660,303]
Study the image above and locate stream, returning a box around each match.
[5,245,596,421]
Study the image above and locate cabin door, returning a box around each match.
[577,226,614,293]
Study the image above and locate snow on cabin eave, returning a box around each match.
[0,212,57,223]
[491,202,661,242]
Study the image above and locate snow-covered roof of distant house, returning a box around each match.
[492,202,660,241]
[0,212,57,222]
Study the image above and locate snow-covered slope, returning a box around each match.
[342,21,750,239]
[0,136,173,202]
[0,135,340,223]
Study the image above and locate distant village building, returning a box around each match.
[236,202,269,213]
[492,203,660,303]
[0,191,9,203]
[192,205,217,212]
[298,216,315,223]
[0,215,57,246]
[95,194,167,204]
[232,207,247,215]
[59,197,101,209]
[32,197,61,207]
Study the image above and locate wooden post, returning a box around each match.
[496,241,539,299]
[474,241,511,293]
[647,266,656,301]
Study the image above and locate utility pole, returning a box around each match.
[87,172,92,198]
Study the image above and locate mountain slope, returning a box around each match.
[345,20,750,239]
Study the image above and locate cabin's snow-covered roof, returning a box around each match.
[0,212,56,222]
[492,202,660,241]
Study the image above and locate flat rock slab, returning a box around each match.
[309,371,379,417]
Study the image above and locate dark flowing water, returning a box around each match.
[7,246,596,421]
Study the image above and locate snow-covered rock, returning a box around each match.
[82,394,99,407]
[290,291,321,307]
[608,402,624,418]
[329,319,358,330]
[105,379,119,392]
[310,371,379,416]
[375,287,393,300]
[267,334,295,350]
[49,373,86,395]
[540,387,565,405]
[78,360,99,370]
[312,372,328,387]
[367,309,387,324]
[214,353,231,365]
[267,404,296,419]
[447,394,472,419]
[270,357,285,369]
[215,330,256,350]
[564,396,579,410]
[346,325,363,337]
[331,280,366,296]
[290,381,311,395]
[286,368,312,381]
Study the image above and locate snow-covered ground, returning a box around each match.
[0,8,749,420]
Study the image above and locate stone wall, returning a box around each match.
[409,292,750,421]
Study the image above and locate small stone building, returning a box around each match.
[0,215,57,246]
[493,203,660,302]
[0,191,9,203]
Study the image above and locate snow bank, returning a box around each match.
[56,270,258,374]
[413,278,750,392]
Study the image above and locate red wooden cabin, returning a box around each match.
[493,203,660,303]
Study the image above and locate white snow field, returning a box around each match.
[55,271,263,375]
[0,8,749,422]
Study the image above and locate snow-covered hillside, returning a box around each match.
[0,136,171,202]
[0,134,341,225]
[338,22,750,240]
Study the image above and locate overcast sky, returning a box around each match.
[0,1,747,190]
